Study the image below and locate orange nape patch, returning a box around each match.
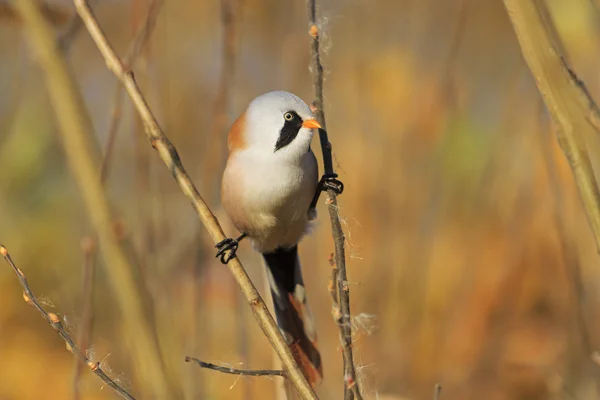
[227,111,247,152]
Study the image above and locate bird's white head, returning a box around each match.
[228,91,321,160]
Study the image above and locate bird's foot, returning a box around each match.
[215,233,247,264]
[318,173,344,195]
[309,173,344,211]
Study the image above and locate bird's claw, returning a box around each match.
[309,173,344,211]
[215,238,239,264]
[319,173,344,195]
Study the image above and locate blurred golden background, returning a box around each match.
[2,0,600,399]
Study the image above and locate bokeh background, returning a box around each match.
[2,0,600,399]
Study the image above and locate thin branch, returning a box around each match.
[124,0,163,68]
[14,1,179,398]
[185,356,285,377]
[99,86,124,184]
[0,36,26,146]
[434,383,442,400]
[58,0,97,53]
[502,0,600,254]
[0,245,135,400]
[72,1,318,399]
[201,0,242,194]
[71,237,98,400]
[100,0,162,185]
[306,2,363,400]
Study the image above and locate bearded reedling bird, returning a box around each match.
[217,90,323,386]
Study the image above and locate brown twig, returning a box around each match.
[306,2,362,400]
[124,0,163,69]
[185,356,285,378]
[72,1,318,398]
[0,245,135,400]
[130,0,155,280]
[15,1,179,398]
[101,0,162,185]
[200,0,242,195]
[99,86,124,184]
[71,237,98,400]
[434,383,442,400]
[58,0,98,53]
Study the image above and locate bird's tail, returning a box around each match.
[263,246,322,387]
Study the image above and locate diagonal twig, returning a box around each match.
[72,1,318,398]
[185,356,284,377]
[306,2,362,400]
[0,245,135,400]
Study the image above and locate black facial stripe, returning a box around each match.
[274,111,303,152]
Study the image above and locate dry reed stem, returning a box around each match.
[537,101,599,394]
[72,4,159,395]
[502,0,600,254]
[0,245,135,400]
[185,356,285,377]
[15,1,179,398]
[201,0,242,193]
[0,2,70,26]
[71,237,98,400]
[306,2,362,399]
[72,1,318,398]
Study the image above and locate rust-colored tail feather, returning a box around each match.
[263,246,322,387]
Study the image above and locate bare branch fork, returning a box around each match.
[0,245,135,400]
[71,0,318,398]
[306,1,363,399]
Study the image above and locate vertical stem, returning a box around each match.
[306,2,362,399]
[71,237,97,400]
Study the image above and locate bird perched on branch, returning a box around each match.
[218,90,323,386]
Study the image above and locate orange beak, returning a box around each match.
[301,119,322,129]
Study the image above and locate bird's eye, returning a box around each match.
[284,112,294,121]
